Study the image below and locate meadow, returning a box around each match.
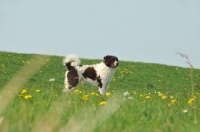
[0,51,200,132]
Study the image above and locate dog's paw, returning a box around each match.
[62,88,70,92]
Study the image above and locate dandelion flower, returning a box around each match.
[74,90,79,93]
[96,93,100,96]
[91,92,95,95]
[146,95,150,99]
[171,99,177,104]
[21,89,27,94]
[36,89,40,93]
[187,98,195,104]
[106,92,111,96]
[75,90,82,93]
[82,95,89,101]
[24,95,32,99]
[162,96,167,100]
[100,101,106,105]
[158,93,162,96]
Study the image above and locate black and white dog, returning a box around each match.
[63,54,118,95]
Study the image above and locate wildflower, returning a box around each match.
[82,95,89,101]
[106,92,111,96]
[36,89,40,93]
[75,90,82,93]
[140,94,143,97]
[171,99,177,104]
[187,98,195,104]
[91,92,95,95]
[183,109,188,113]
[100,101,106,105]
[133,91,136,94]
[123,91,130,96]
[24,95,32,99]
[95,93,100,96]
[146,95,150,99]
[21,89,27,94]
[49,78,55,82]
[162,96,167,100]
[158,93,162,96]
[170,96,174,99]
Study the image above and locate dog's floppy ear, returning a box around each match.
[103,55,110,65]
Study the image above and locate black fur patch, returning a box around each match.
[97,76,102,88]
[67,67,79,89]
[82,67,97,80]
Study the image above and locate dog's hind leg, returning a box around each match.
[63,70,79,92]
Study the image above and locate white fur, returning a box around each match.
[63,55,116,95]
[63,54,81,66]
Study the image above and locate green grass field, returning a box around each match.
[0,51,200,132]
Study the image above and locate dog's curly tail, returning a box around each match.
[63,54,81,70]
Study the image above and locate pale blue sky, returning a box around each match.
[1,0,200,68]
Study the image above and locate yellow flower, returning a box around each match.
[106,92,111,96]
[133,91,136,94]
[75,90,82,94]
[82,95,89,101]
[100,101,106,105]
[96,93,100,96]
[75,90,80,93]
[24,95,32,99]
[162,96,167,100]
[187,98,195,104]
[158,93,162,96]
[91,92,95,95]
[36,89,40,93]
[21,89,27,94]
[146,95,150,99]
[140,94,143,97]
[171,99,177,104]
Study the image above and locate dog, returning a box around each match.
[63,54,118,95]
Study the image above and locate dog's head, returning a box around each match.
[103,55,119,68]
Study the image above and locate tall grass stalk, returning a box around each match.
[176,52,198,124]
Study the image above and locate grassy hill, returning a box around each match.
[0,51,200,132]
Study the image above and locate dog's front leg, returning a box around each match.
[98,85,107,95]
